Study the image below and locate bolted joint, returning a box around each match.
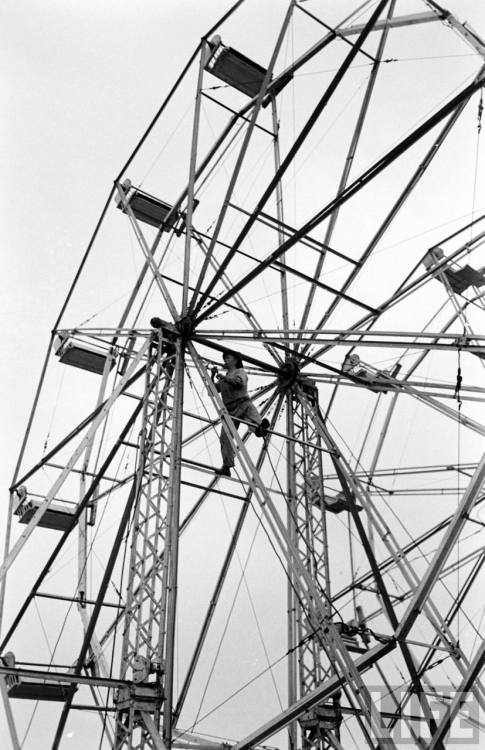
[115,682,164,713]
[149,318,177,355]
[277,358,300,389]
[176,315,195,342]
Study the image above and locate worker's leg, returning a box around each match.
[220,423,235,468]
[219,411,240,468]
[245,401,263,427]
[219,401,268,472]
[239,401,269,437]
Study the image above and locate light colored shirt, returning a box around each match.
[216,367,249,406]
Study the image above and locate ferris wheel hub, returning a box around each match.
[277,358,300,389]
[176,315,195,341]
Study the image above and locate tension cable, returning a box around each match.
[454,343,463,411]
[470,89,484,243]
[478,88,483,135]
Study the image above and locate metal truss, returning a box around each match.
[190,346,403,750]
[288,392,336,750]
[114,333,178,748]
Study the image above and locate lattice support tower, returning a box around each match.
[286,384,339,750]
[114,330,178,749]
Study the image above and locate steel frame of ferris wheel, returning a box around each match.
[3,1,485,749]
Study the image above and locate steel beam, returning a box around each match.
[115,181,178,321]
[190,343,399,750]
[226,203,360,266]
[296,388,442,743]
[195,332,485,354]
[195,71,485,326]
[291,395,334,750]
[286,395,298,750]
[299,0,396,335]
[143,713,168,750]
[396,452,485,641]
[340,11,441,36]
[231,643,394,750]
[116,0,246,183]
[0,385,150,657]
[196,328,485,341]
[192,232,284,365]
[296,4,377,63]
[173,391,282,724]
[114,334,176,748]
[94,384,279,661]
[295,384,485,729]
[428,639,485,749]
[300,95,485,357]
[270,95,290,334]
[53,472,153,749]
[0,338,151,584]
[0,677,20,750]
[187,2,296,315]
[193,0,391,319]
[305,220,485,364]
[161,341,185,747]
[0,665,129,690]
[182,44,208,314]
[424,1,485,59]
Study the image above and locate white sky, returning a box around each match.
[2,1,485,748]
[2,0,484,485]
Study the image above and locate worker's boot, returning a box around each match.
[215,465,231,477]
[255,418,269,438]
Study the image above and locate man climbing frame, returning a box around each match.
[211,350,269,477]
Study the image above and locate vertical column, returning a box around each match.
[286,395,298,750]
[161,338,185,746]
[182,43,208,314]
[115,331,177,749]
[290,385,336,750]
[270,96,289,332]
[77,351,114,631]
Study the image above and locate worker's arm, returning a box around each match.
[221,370,246,388]
[210,366,221,392]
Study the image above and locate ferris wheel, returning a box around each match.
[3,1,485,749]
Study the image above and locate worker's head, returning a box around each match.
[222,350,243,368]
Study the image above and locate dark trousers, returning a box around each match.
[220,399,262,467]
